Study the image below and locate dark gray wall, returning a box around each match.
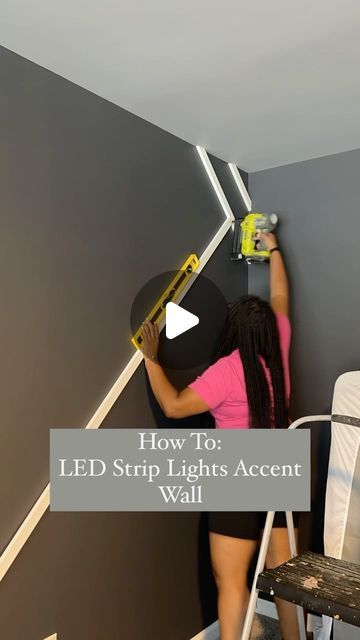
[249,148,360,550]
[0,46,248,639]
[250,148,360,416]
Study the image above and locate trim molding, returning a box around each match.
[0,147,247,582]
[228,163,252,212]
[196,147,235,222]
[190,620,219,640]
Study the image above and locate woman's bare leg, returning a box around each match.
[265,527,300,640]
[209,531,257,640]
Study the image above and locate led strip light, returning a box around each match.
[228,162,252,212]
[0,146,249,582]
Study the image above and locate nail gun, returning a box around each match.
[231,212,278,263]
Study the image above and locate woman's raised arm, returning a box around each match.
[260,232,289,316]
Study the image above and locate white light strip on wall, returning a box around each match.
[0,147,238,583]
[190,620,219,640]
[196,147,235,222]
[228,162,252,212]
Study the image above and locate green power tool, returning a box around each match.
[231,212,278,263]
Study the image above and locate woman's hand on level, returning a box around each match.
[140,319,160,362]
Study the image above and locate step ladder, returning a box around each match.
[257,550,360,628]
[240,414,332,640]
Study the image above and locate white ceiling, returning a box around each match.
[1,0,360,171]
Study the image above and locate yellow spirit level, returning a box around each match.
[131,253,200,350]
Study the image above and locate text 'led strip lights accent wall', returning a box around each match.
[0,147,248,583]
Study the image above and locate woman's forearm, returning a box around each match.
[269,249,289,314]
[260,233,289,315]
[140,314,210,419]
[144,358,179,416]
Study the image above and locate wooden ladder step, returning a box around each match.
[257,551,360,627]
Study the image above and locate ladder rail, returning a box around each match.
[240,414,332,640]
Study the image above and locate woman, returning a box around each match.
[140,232,300,640]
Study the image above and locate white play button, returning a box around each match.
[165,302,199,339]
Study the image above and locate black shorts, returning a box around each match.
[208,511,300,540]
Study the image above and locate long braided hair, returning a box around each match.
[216,295,288,429]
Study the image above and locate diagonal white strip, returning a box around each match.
[197,146,235,221]
[0,147,238,583]
[190,620,219,640]
[228,162,252,212]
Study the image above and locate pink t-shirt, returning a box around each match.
[189,314,291,429]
